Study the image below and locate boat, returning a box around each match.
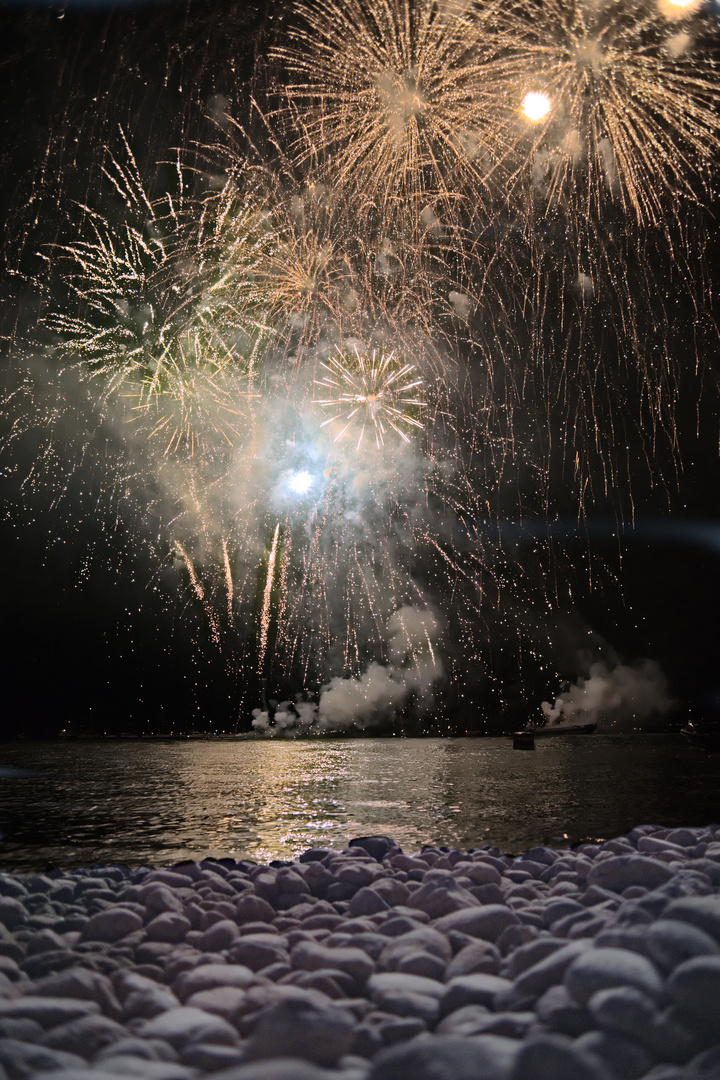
[523,723,597,736]
[680,724,720,751]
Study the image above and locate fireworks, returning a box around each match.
[314,344,426,448]
[269,0,514,228]
[3,0,719,731]
[498,0,720,224]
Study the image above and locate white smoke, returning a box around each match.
[541,658,675,731]
[251,604,443,736]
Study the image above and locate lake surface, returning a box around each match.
[0,735,718,872]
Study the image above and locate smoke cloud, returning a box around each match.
[541,658,675,731]
[251,604,443,736]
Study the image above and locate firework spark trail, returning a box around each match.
[174,541,222,647]
[258,522,282,675]
[222,537,234,618]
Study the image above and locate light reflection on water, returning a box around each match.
[0,736,717,871]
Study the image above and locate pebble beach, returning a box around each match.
[0,826,719,1080]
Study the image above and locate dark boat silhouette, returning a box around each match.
[524,723,598,736]
[681,723,720,751]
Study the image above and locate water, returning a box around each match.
[0,735,717,872]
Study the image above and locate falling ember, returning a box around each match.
[174,542,221,647]
[258,523,281,675]
[522,91,551,123]
[222,538,234,620]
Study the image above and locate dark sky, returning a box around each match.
[1,0,719,736]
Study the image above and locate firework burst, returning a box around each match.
[498,0,720,224]
[314,343,426,448]
[269,0,515,230]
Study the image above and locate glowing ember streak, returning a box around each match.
[258,523,281,674]
[222,538,233,619]
[175,541,221,646]
[314,345,426,448]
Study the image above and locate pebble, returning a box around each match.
[370,1033,520,1080]
[563,947,663,1004]
[0,827,715,1078]
[666,955,720,1027]
[245,997,356,1066]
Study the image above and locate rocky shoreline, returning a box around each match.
[0,826,719,1079]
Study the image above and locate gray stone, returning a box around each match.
[535,985,594,1036]
[80,907,144,943]
[0,1022,41,1043]
[405,878,479,919]
[95,1037,179,1062]
[210,1059,339,1080]
[40,1014,127,1057]
[395,949,446,980]
[89,1056,195,1079]
[198,919,240,952]
[137,1006,240,1048]
[378,928,452,969]
[663,896,720,943]
[501,938,566,979]
[0,902,27,932]
[236,895,277,924]
[145,913,191,945]
[292,941,375,982]
[587,857,674,894]
[0,1038,86,1080]
[348,837,398,862]
[181,1043,246,1071]
[368,971,444,1000]
[441,974,512,1015]
[246,997,355,1066]
[15,1072,127,1080]
[575,1031,654,1080]
[666,956,720,1026]
[509,1033,614,1080]
[173,962,256,1000]
[123,986,181,1020]
[453,863,502,886]
[588,986,658,1036]
[144,886,187,916]
[228,935,290,972]
[685,1045,720,1079]
[447,941,501,978]
[184,986,247,1020]
[347,889,390,917]
[436,1005,520,1038]
[645,919,720,972]
[31,968,122,1020]
[434,906,520,942]
[0,997,100,1028]
[497,941,591,1007]
[370,1033,520,1080]
[564,947,663,1004]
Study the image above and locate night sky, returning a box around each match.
[1,0,719,738]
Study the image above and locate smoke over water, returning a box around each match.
[251,605,443,735]
[541,658,675,731]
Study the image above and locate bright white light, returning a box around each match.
[658,0,701,17]
[522,91,551,123]
[289,470,313,495]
